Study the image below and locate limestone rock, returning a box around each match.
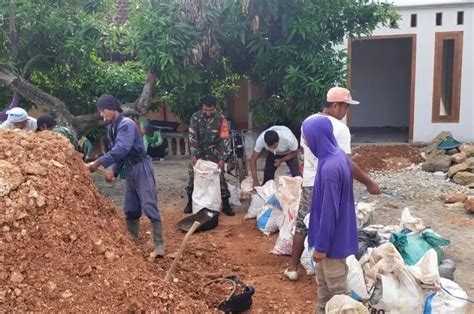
[464,197,474,212]
[422,155,452,173]
[445,193,468,203]
[453,172,474,186]
[0,161,24,197]
[424,131,452,155]
[468,157,474,170]
[448,162,469,178]
[451,152,467,164]
[459,144,474,154]
[9,271,24,283]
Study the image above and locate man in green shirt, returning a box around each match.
[36,115,78,149]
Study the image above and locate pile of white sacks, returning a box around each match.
[242,177,471,313]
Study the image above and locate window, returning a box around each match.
[410,14,417,27]
[432,32,463,123]
[457,11,464,25]
[436,12,442,26]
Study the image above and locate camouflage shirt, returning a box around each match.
[189,110,227,160]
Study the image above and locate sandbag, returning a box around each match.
[245,194,265,220]
[192,160,221,213]
[423,278,469,314]
[362,243,425,314]
[271,217,293,255]
[326,295,369,314]
[407,248,440,285]
[300,237,314,275]
[254,180,277,201]
[275,176,302,213]
[356,202,376,229]
[271,176,302,255]
[368,272,424,314]
[227,183,242,206]
[400,207,425,231]
[240,176,254,193]
[300,214,315,275]
[256,205,283,235]
[390,230,451,265]
[346,255,370,301]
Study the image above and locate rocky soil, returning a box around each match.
[97,144,474,312]
[352,144,474,309]
[0,130,209,312]
[2,132,472,313]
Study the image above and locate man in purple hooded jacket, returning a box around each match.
[302,115,358,313]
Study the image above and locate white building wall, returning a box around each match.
[347,4,474,142]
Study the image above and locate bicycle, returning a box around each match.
[225,128,248,182]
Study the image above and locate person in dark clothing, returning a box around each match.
[86,94,164,259]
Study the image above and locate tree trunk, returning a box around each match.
[0,66,157,135]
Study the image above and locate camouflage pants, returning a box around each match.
[185,155,230,199]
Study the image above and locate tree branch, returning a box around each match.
[0,65,77,131]
[0,65,158,135]
[21,54,55,77]
[122,71,157,115]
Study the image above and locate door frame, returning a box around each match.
[347,34,417,141]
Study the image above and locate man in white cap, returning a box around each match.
[0,107,37,132]
[283,86,380,282]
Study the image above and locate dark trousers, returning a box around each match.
[263,152,302,184]
[124,158,161,222]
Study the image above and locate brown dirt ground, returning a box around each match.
[352,145,424,172]
[0,131,210,312]
[3,134,472,313]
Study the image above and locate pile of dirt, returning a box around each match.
[352,145,424,173]
[0,130,209,312]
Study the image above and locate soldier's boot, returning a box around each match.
[183,193,192,214]
[222,197,235,216]
[125,219,140,242]
[150,220,165,259]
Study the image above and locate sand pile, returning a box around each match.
[0,130,209,312]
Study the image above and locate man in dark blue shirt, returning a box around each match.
[87,94,164,259]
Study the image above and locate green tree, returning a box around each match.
[0,0,153,132]
[226,0,400,128]
[127,0,241,122]
[0,0,398,132]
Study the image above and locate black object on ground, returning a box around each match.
[177,208,219,233]
[356,229,381,260]
[206,275,255,313]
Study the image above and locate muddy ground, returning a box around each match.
[95,145,474,313]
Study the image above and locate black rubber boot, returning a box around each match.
[125,219,139,242]
[222,197,235,216]
[150,220,165,259]
[183,193,192,214]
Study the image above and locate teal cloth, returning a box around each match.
[143,131,163,151]
[118,165,127,180]
[390,231,451,265]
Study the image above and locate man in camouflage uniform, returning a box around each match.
[183,96,235,216]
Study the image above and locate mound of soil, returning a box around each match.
[352,145,424,173]
[0,130,209,312]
